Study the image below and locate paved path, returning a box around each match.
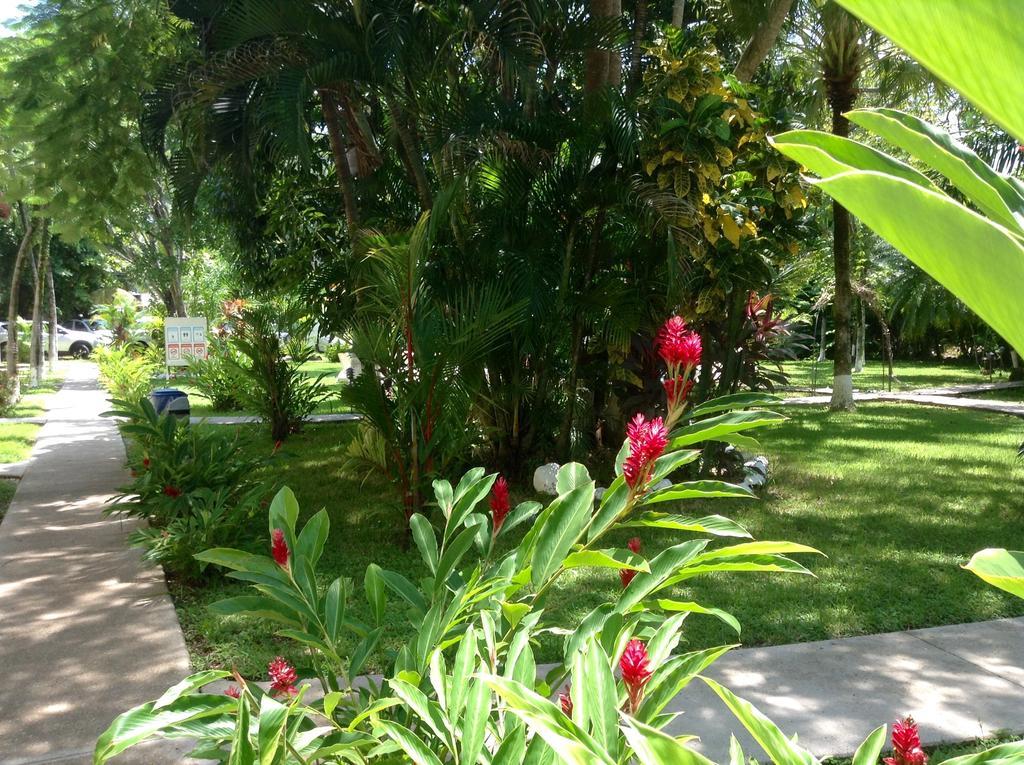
[675,617,1024,761]
[0,363,193,765]
[200,616,1024,761]
[784,380,1024,418]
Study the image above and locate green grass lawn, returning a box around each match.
[168,359,351,418]
[171,402,1024,678]
[964,386,1024,403]
[0,423,42,463]
[8,372,64,418]
[779,359,996,392]
[0,478,18,522]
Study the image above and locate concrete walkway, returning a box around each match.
[676,617,1024,761]
[784,380,1024,418]
[0,362,192,765]
[198,615,1024,761]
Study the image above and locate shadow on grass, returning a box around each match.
[173,404,1024,677]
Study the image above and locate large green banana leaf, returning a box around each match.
[771,128,1024,355]
[838,0,1024,143]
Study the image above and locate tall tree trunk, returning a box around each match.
[585,0,621,93]
[733,0,795,82]
[671,0,685,28]
[46,258,57,376]
[627,0,649,92]
[386,95,433,211]
[321,88,361,239]
[556,212,604,456]
[7,211,37,399]
[829,94,856,410]
[29,219,50,386]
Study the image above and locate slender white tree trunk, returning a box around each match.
[830,373,855,409]
[816,313,827,363]
[46,262,57,376]
[853,300,865,373]
[29,220,49,387]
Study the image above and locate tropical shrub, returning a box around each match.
[186,339,246,412]
[227,301,332,441]
[342,211,525,521]
[96,291,139,346]
[322,342,344,364]
[105,397,271,579]
[94,344,160,403]
[0,373,16,416]
[94,315,836,762]
[130,487,266,581]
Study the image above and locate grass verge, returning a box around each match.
[0,478,18,523]
[779,359,996,392]
[0,423,41,463]
[169,403,1024,678]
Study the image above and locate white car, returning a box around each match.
[0,322,98,358]
[61,319,115,345]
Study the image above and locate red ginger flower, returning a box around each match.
[620,639,652,713]
[225,686,241,699]
[620,538,643,588]
[268,656,298,696]
[663,377,694,408]
[622,414,668,489]
[271,529,290,568]
[490,476,510,534]
[142,457,151,469]
[162,485,182,498]
[655,316,702,370]
[558,686,573,716]
[884,717,928,765]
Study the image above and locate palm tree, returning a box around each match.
[777,0,937,410]
[821,3,861,409]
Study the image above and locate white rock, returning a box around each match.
[594,486,607,501]
[741,472,767,491]
[533,463,560,495]
[744,456,769,477]
[337,353,364,382]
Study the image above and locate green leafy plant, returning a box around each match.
[323,342,344,364]
[773,6,1024,765]
[185,338,246,412]
[227,301,332,442]
[130,486,265,581]
[342,210,526,521]
[105,397,271,579]
[93,315,841,763]
[96,291,140,346]
[94,344,160,403]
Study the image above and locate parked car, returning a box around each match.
[0,322,98,359]
[59,319,114,345]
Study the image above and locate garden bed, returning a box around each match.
[169,402,1024,677]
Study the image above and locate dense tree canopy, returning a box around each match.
[0,0,1020,470]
